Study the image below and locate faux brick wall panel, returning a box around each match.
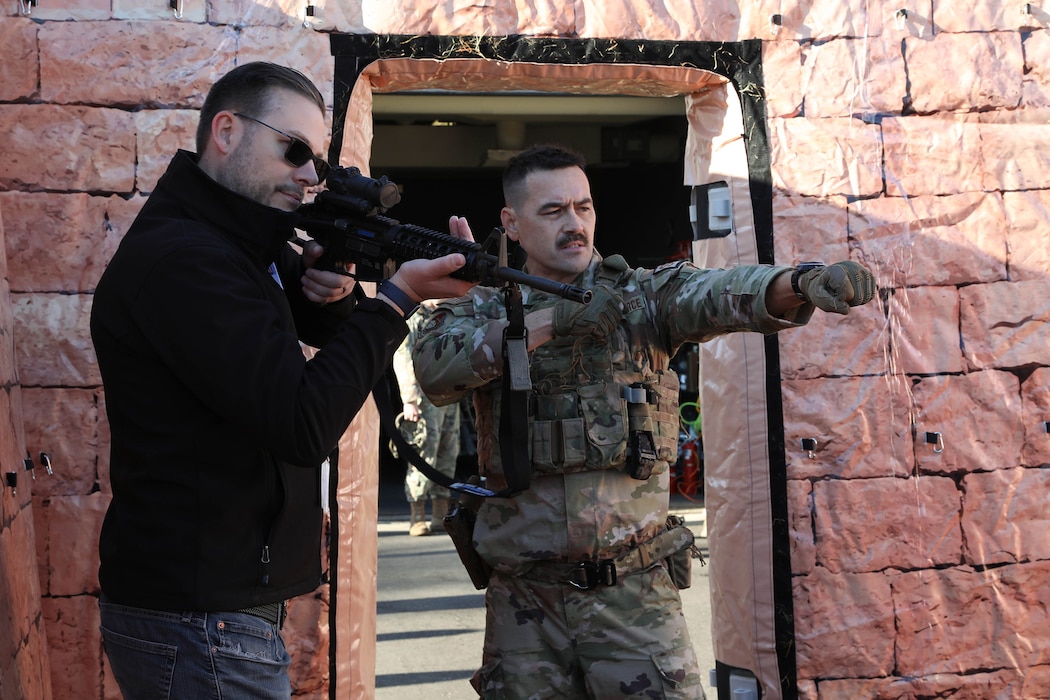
[12,293,97,388]
[882,116,984,197]
[0,105,135,193]
[41,594,101,700]
[39,21,234,108]
[912,370,1025,475]
[134,111,197,195]
[238,26,338,110]
[813,476,962,574]
[932,0,1044,33]
[778,301,887,380]
[1021,367,1050,467]
[769,116,883,197]
[787,479,816,574]
[1003,189,1050,281]
[0,192,122,294]
[1024,29,1050,107]
[906,31,1024,113]
[761,40,802,118]
[979,121,1050,192]
[814,667,1050,700]
[0,18,37,101]
[800,35,906,118]
[771,194,849,270]
[783,376,913,480]
[793,567,895,680]
[21,387,99,500]
[887,287,963,376]
[893,561,1050,676]
[960,279,1050,371]
[961,467,1050,566]
[849,192,1009,289]
[45,495,106,598]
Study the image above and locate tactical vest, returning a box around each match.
[474,255,683,483]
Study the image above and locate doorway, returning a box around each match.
[328,34,795,700]
[366,92,696,502]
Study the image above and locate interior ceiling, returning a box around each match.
[369,92,689,170]
[372,92,687,125]
[365,92,694,268]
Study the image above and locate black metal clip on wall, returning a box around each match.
[22,450,55,481]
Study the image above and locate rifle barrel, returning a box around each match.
[488,266,593,304]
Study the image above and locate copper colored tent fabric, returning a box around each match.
[333,51,785,697]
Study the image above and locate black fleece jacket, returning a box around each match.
[91,150,407,611]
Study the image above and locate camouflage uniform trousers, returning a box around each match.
[471,563,705,699]
[403,399,460,503]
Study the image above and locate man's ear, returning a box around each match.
[500,206,518,241]
[210,111,239,155]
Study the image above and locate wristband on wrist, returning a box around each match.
[790,261,825,301]
[377,279,420,317]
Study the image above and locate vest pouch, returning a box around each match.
[578,382,628,469]
[530,394,586,473]
[649,371,683,464]
[623,383,657,479]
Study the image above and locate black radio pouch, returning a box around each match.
[443,483,492,590]
[663,514,704,590]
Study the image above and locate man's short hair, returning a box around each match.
[503,144,587,207]
[196,62,325,155]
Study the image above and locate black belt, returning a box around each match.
[236,601,286,628]
[521,520,697,590]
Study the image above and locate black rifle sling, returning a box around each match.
[367,285,531,500]
[497,284,532,496]
[374,362,499,499]
[337,282,491,499]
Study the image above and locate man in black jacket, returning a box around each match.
[91,62,475,700]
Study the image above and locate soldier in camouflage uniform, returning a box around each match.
[393,300,461,535]
[414,145,876,699]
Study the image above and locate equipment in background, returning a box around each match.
[673,400,703,500]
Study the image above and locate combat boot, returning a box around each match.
[409,501,430,536]
[429,496,450,534]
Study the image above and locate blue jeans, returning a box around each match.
[99,596,292,700]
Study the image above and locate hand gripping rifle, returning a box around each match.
[293,166,592,304]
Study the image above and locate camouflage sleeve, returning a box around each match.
[392,313,422,405]
[644,261,813,348]
[413,288,508,407]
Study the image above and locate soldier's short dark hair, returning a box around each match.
[196,62,325,155]
[503,144,587,207]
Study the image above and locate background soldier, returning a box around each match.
[392,300,462,535]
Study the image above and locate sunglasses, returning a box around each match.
[233,112,331,183]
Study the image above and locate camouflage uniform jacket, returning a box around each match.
[392,305,431,407]
[415,251,810,572]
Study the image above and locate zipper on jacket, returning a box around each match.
[261,545,271,586]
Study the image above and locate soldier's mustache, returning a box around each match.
[557,234,588,247]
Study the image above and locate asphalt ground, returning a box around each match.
[374,487,713,699]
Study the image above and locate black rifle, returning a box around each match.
[293,166,592,304]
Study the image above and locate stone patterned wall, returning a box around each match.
[2,0,1050,698]
[0,200,53,700]
[768,3,1050,698]
[0,2,348,698]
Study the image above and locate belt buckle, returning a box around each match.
[566,559,617,590]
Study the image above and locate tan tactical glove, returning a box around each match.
[792,261,877,314]
[551,286,621,338]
